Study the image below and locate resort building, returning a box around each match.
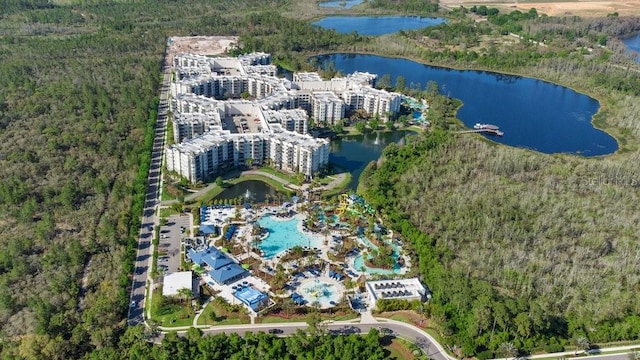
[187,247,248,285]
[234,286,270,312]
[365,278,430,310]
[162,271,196,297]
[167,52,403,183]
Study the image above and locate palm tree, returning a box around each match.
[500,342,518,359]
[177,288,193,305]
[574,336,591,352]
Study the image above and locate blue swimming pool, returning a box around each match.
[354,236,403,275]
[258,215,322,259]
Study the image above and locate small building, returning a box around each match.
[187,247,248,285]
[365,278,430,310]
[234,286,270,312]
[163,271,195,297]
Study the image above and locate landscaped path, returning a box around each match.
[160,169,347,206]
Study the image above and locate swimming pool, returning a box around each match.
[354,236,403,275]
[258,215,322,259]
[298,278,342,308]
[353,254,403,275]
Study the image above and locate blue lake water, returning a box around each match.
[330,130,413,189]
[317,54,618,156]
[319,0,363,9]
[312,16,446,36]
[623,33,640,63]
[257,215,321,259]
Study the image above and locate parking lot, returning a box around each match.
[158,214,191,274]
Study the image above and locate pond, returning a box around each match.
[330,130,414,189]
[312,16,446,36]
[623,33,640,63]
[316,53,618,156]
[318,0,363,9]
[216,180,283,203]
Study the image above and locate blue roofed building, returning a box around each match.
[187,247,248,285]
[199,224,218,235]
[235,286,270,312]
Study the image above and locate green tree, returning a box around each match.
[385,120,395,130]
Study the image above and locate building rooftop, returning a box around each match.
[366,278,428,302]
[163,271,194,297]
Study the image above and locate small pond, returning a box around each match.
[319,0,363,9]
[623,33,640,63]
[216,180,283,203]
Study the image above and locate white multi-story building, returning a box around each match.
[167,53,408,183]
[311,91,345,126]
[166,127,328,182]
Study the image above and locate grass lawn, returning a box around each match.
[150,288,195,327]
[255,167,296,183]
[162,182,188,201]
[159,207,180,218]
[196,298,251,326]
[258,313,309,324]
[378,311,447,348]
[384,338,417,360]
[258,310,358,324]
[322,172,352,198]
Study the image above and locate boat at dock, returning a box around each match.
[473,123,500,130]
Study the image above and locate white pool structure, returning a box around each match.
[298,278,344,309]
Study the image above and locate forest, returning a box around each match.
[0,0,639,358]
[89,327,389,360]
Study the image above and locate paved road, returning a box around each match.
[160,319,454,360]
[128,66,171,326]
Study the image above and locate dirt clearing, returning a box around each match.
[440,0,640,17]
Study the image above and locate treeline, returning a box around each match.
[368,0,439,14]
[360,129,640,356]
[89,327,388,360]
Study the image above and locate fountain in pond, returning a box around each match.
[244,189,252,200]
[373,132,380,145]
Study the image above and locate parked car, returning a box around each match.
[268,328,283,334]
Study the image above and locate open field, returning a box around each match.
[440,0,640,17]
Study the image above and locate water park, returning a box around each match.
[183,192,414,319]
[402,96,430,127]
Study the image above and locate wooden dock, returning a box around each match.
[457,129,504,136]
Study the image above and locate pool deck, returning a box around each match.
[195,200,411,314]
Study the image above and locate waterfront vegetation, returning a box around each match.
[0,0,639,358]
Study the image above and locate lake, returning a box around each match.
[216,180,283,203]
[312,16,446,36]
[319,0,363,9]
[623,33,640,63]
[316,53,618,156]
[330,130,413,189]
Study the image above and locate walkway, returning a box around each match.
[161,169,348,206]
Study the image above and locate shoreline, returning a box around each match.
[310,50,624,157]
